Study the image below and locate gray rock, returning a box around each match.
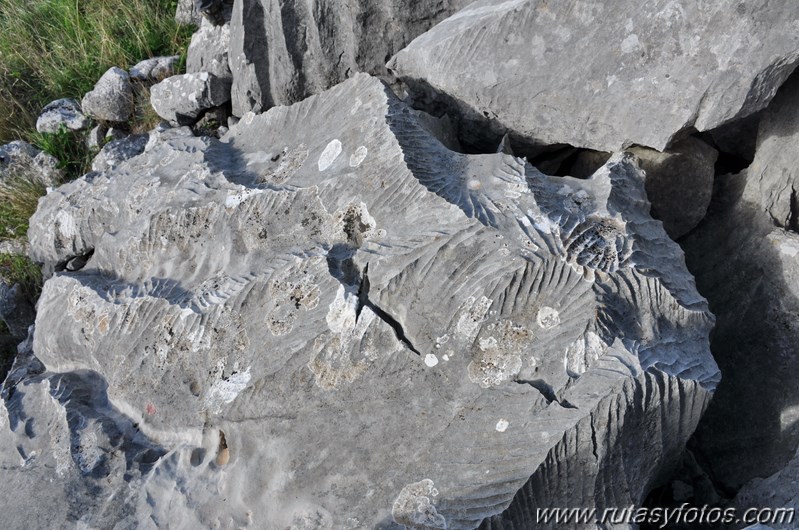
[81,67,134,123]
[35,98,88,134]
[85,124,108,151]
[0,140,62,187]
[18,75,718,528]
[628,137,718,239]
[229,0,474,116]
[175,0,202,26]
[388,0,799,152]
[150,72,232,125]
[0,282,35,341]
[129,55,181,83]
[187,19,232,81]
[735,449,799,529]
[680,75,799,493]
[90,134,148,172]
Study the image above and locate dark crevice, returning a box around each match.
[789,187,799,233]
[356,263,421,356]
[55,248,95,273]
[515,378,578,409]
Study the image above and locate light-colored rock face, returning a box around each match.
[14,75,718,528]
[187,19,232,80]
[35,98,88,134]
[81,66,134,123]
[388,0,799,152]
[150,72,232,125]
[228,0,475,116]
[129,55,181,83]
[0,140,62,187]
[90,134,148,172]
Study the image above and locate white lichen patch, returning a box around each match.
[456,296,493,342]
[495,419,510,432]
[536,306,561,329]
[204,364,251,414]
[349,146,368,167]
[318,139,342,171]
[467,320,531,387]
[392,479,447,529]
[424,354,439,367]
[565,331,606,377]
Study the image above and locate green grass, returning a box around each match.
[0,170,48,241]
[0,253,43,301]
[0,0,192,143]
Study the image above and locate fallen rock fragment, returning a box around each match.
[187,19,232,81]
[150,72,231,125]
[0,140,61,187]
[389,0,799,152]
[129,56,181,83]
[12,74,717,528]
[35,98,88,134]
[81,67,134,123]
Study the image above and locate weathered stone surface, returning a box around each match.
[229,0,474,116]
[150,72,231,125]
[734,449,799,530]
[681,73,799,493]
[175,0,202,26]
[13,75,717,528]
[0,140,61,187]
[389,0,799,152]
[0,283,35,341]
[81,67,134,123]
[129,55,181,83]
[629,138,718,239]
[35,98,88,134]
[91,134,148,172]
[187,19,232,81]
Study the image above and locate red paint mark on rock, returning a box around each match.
[145,402,157,416]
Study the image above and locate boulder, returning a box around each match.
[0,140,61,187]
[81,67,134,123]
[388,0,799,152]
[150,72,231,125]
[129,56,181,83]
[11,74,719,528]
[681,73,799,493]
[628,137,718,239]
[228,0,474,116]
[187,19,232,81]
[35,98,88,134]
[90,134,148,172]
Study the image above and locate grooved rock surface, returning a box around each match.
[228,0,474,116]
[11,75,718,528]
[388,0,799,152]
[682,73,799,492]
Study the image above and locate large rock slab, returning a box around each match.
[681,72,799,493]
[388,0,799,152]
[228,0,474,116]
[11,74,718,528]
[150,72,232,125]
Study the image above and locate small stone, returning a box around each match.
[0,140,62,187]
[82,67,134,123]
[129,56,181,83]
[36,98,88,134]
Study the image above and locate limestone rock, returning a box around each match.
[388,0,799,152]
[90,134,148,172]
[229,0,474,116]
[680,71,799,494]
[0,140,62,187]
[81,67,134,123]
[16,75,718,528]
[175,0,202,26]
[150,72,232,125]
[735,449,799,529]
[35,98,88,134]
[629,138,718,239]
[187,19,232,81]
[129,56,181,83]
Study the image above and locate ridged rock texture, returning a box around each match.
[388,0,799,152]
[228,0,474,116]
[5,75,720,528]
[682,70,799,496]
